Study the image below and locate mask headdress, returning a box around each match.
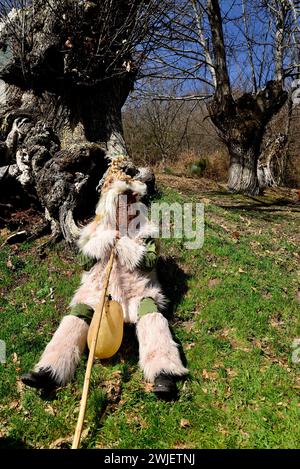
[95,155,147,225]
[101,155,135,193]
[97,155,135,193]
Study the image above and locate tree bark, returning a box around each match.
[206,0,288,196]
[227,144,260,196]
[0,81,131,243]
[0,0,149,243]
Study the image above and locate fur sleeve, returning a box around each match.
[78,218,102,250]
[136,221,159,240]
[116,237,146,271]
[78,222,117,261]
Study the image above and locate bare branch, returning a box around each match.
[141,93,212,101]
[191,0,217,88]
[242,0,257,92]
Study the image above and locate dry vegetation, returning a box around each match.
[123,96,300,187]
[123,98,229,181]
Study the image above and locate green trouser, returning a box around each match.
[70,297,158,325]
[69,303,95,325]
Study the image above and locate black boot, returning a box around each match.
[21,368,58,391]
[154,373,177,400]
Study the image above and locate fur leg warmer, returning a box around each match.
[136,312,188,382]
[35,315,89,386]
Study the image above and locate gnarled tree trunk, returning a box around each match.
[227,143,260,195]
[208,82,288,195]
[257,133,289,189]
[0,78,130,243]
[206,0,288,196]
[211,84,288,196]
[0,0,153,243]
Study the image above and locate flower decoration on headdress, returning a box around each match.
[97,155,138,193]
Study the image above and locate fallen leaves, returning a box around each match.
[225,368,238,378]
[16,377,25,397]
[45,405,56,416]
[270,317,285,328]
[219,327,233,338]
[180,418,191,428]
[185,342,195,350]
[9,400,20,410]
[182,320,196,333]
[208,278,220,289]
[218,425,229,436]
[144,383,154,393]
[126,412,148,430]
[262,290,273,299]
[173,441,191,449]
[49,437,72,450]
[201,364,238,385]
[6,257,14,270]
[101,370,122,406]
[201,198,211,205]
[49,427,90,449]
[220,223,230,233]
[202,369,218,381]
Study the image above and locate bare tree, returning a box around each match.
[124,81,199,164]
[287,0,300,77]
[0,0,160,242]
[207,0,289,195]
[146,0,299,195]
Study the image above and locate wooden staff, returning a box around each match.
[72,249,116,449]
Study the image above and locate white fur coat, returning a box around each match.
[70,187,166,323]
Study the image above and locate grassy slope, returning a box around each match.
[0,181,299,449]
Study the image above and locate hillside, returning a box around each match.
[0,177,299,449]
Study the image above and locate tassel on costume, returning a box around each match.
[34,315,89,386]
[136,312,188,383]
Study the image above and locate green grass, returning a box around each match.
[0,186,299,449]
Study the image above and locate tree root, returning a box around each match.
[59,204,81,246]
[0,164,19,181]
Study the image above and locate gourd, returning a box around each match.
[87,300,124,359]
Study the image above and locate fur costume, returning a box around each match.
[32,157,188,388]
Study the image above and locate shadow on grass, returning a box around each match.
[158,256,190,371]
[218,203,300,213]
[0,437,31,449]
[214,197,300,228]
[35,255,191,418]
[157,256,191,320]
[216,195,299,211]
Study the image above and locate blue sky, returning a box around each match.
[139,0,296,97]
[0,0,297,97]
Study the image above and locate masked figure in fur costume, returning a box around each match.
[22,156,188,398]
